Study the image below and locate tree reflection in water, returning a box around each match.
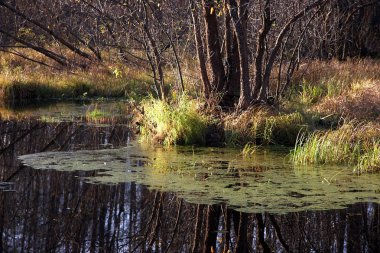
[0,120,379,252]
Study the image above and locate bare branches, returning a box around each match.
[0,0,94,61]
[0,0,379,108]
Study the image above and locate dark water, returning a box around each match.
[0,103,379,253]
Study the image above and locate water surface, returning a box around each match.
[0,102,379,252]
[19,143,380,214]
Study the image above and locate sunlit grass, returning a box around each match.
[86,107,107,120]
[292,122,380,173]
[255,112,308,145]
[0,70,153,101]
[224,108,310,146]
[0,50,154,102]
[357,141,380,174]
[242,142,260,157]
[287,59,380,121]
[140,95,208,146]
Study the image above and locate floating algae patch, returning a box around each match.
[18,143,380,214]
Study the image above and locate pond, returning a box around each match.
[0,101,379,252]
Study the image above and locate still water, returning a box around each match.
[0,101,379,252]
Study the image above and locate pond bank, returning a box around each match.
[1,59,380,173]
[0,53,153,102]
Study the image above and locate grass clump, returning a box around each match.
[357,141,380,173]
[86,106,108,121]
[224,108,309,146]
[294,78,345,105]
[253,112,308,145]
[0,50,154,102]
[292,122,380,173]
[242,142,260,157]
[0,69,152,102]
[140,96,208,146]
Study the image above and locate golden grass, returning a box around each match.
[289,59,380,121]
[0,65,153,101]
[0,47,202,103]
[293,59,380,85]
[314,80,380,121]
[0,49,155,102]
[223,107,310,146]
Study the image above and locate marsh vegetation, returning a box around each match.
[1,0,380,252]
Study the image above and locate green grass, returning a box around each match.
[86,107,108,120]
[224,110,310,146]
[0,73,153,102]
[292,122,380,173]
[242,142,260,157]
[288,77,346,106]
[253,112,309,145]
[140,96,208,146]
[356,141,380,173]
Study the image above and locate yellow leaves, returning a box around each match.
[18,27,35,38]
[99,25,107,34]
[112,68,122,78]
[210,3,225,16]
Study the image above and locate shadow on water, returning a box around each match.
[0,104,379,252]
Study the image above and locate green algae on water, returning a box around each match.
[18,143,380,214]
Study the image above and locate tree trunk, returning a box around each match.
[262,0,327,99]
[190,0,211,98]
[254,0,274,101]
[143,3,166,100]
[0,27,70,66]
[202,0,226,93]
[228,0,251,110]
[223,1,241,107]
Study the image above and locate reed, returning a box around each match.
[242,142,260,157]
[292,122,380,173]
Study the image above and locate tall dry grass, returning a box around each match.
[0,49,154,102]
[290,59,380,121]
